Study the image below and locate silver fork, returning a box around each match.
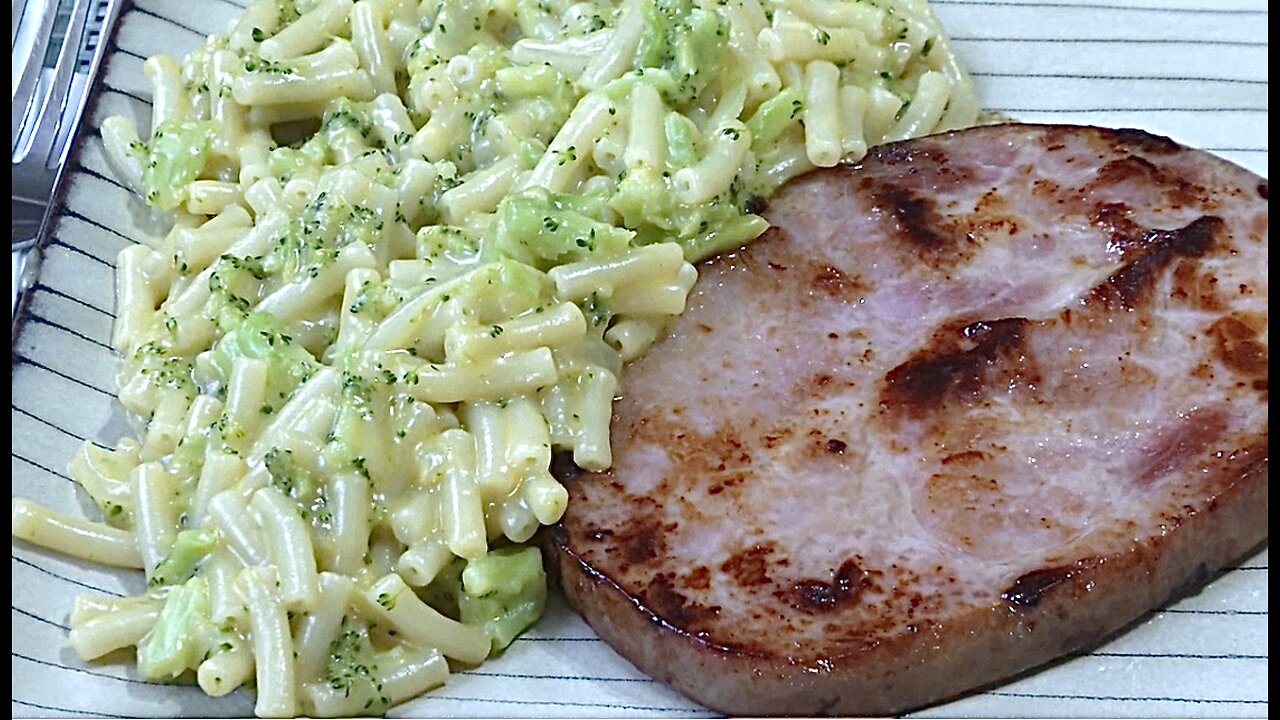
[12,0,124,315]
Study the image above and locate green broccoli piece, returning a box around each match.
[137,576,213,680]
[141,119,215,210]
[149,529,216,588]
[458,545,547,653]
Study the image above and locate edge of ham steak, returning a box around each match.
[547,123,1269,716]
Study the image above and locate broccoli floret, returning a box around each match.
[137,576,213,680]
[494,188,633,269]
[148,529,216,588]
[458,545,547,653]
[141,119,216,210]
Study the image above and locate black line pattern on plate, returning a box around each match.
[970,71,1267,84]
[984,690,1266,704]
[459,669,657,683]
[46,237,118,269]
[26,314,115,352]
[12,605,71,631]
[1091,652,1267,660]
[1162,608,1269,616]
[31,282,116,317]
[128,5,213,37]
[61,208,138,244]
[11,555,125,597]
[952,37,1267,46]
[13,652,194,688]
[12,404,101,446]
[411,693,715,714]
[99,83,152,107]
[12,452,78,484]
[74,162,134,192]
[11,355,116,399]
[111,46,149,63]
[991,107,1267,113]
[12,698,142,719]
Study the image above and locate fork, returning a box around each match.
[12,0,123,315]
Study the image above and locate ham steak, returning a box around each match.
[548,124,1269,715]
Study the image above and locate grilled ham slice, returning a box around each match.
[548,124,1269,715]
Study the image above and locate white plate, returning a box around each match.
[11,0,1268,717]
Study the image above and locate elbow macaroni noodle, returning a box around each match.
[13,0,977,715]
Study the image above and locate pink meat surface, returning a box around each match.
[550,124,1269,715]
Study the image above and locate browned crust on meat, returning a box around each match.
[548,448,1267,715]
[879,317,1029,418]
